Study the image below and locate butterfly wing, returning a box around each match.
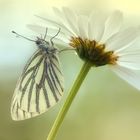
[11,49,64,120]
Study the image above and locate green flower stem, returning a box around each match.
[47,61,92,140]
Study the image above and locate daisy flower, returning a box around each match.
[39,7,140,90]
[33,7,140,140]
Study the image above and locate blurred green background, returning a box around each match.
[1,0,140,140]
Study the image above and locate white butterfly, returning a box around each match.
[11,28,64,121]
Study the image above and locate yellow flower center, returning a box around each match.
[69,37,118,67]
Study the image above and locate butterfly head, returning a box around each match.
[12,27,61,51]
[35,37,50,49]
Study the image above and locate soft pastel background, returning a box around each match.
[1,0,140,140]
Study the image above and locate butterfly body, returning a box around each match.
[11,33,64,121]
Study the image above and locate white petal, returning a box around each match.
[117,62,140,70]
[106,27,139,51]
[62,7,79,36]
[115,36,140,54]
[27,24,70,44]
[53,8,76,36]
[101,10,123,42]
[53,7,64,21]
[117,53,140,70]
[27,24,64,36]
[27,24,46,34]
[88,12,105,41]
[114,36,140,70]
[36,15,74,36]
[77,15,88,38]
[111,65,140,90]
[36,15,62,29]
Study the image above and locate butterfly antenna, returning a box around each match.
[12,31,35,42]
[50,28,61,45]
[43,27,48,40]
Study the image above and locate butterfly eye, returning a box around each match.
[36,40,41,45]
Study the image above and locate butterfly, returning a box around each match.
[11,28,64,121]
